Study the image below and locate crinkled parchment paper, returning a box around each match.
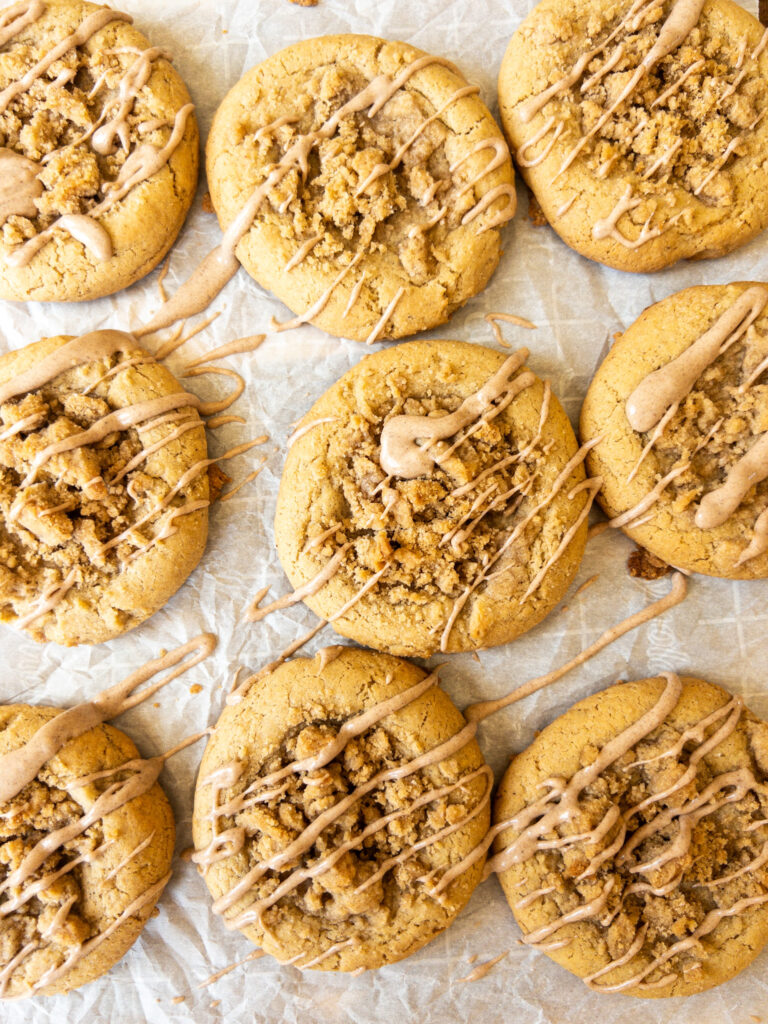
[2,1,768,1021]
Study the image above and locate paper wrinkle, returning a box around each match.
[0,0,767,1020]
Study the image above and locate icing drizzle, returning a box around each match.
[380,349,533,479]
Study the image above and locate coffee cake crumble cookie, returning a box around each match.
[144,34,516,341]
[0,633,214,998]
[0,0,198,301]
[0,704,175,998]
[499,0,768,271]
[270,339,593,657]
[581,282,768,578]
[493,674,768,996]
[0,329,209,645]
[192,648,490,971]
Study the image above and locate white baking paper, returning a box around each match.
[2,1,768,1021]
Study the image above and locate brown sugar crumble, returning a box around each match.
[237,62,484,286]
[0,32,177,247]
[297,375,557,618]
[533,1,768,207]
[211,715,484,939]
[0,346,206,639]
[635,323,768,527]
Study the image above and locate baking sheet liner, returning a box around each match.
[1,1,767,1020]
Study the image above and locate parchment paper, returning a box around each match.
[2,1,768,1021]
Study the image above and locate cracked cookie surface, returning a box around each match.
[192,648,490,971]
[274,339,588,657]
[580,282,768,578]
[0,0,198,301]
[0,703,174,998]
[499,0,768,271]
[206,34,515,342]
[0,332,208,645]
[494,675,768,997]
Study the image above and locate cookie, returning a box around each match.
[0,702,174,998]
[204,33,515,343]
[498,0,768,271]
[0,329,209,645]
[272,339,590,657]
[0,0,198,302]
[493,673,768,997]
[580,282,768,578]
[192,647,490,971]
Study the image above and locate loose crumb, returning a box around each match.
[207,464,231,503]
[202,192,215,213]
[171,995,185,1004]
[189,683,203,694]
[627,546,672,580]
[527,193,548,227]
[289,0,319,5]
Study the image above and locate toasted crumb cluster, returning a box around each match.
[639,316,768,516]
[244,63,482,283]
[0,12,175,247]
[216,717,482,937]
[532,0,767,203]
[0,343,206,640]
[627,544,671,578]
